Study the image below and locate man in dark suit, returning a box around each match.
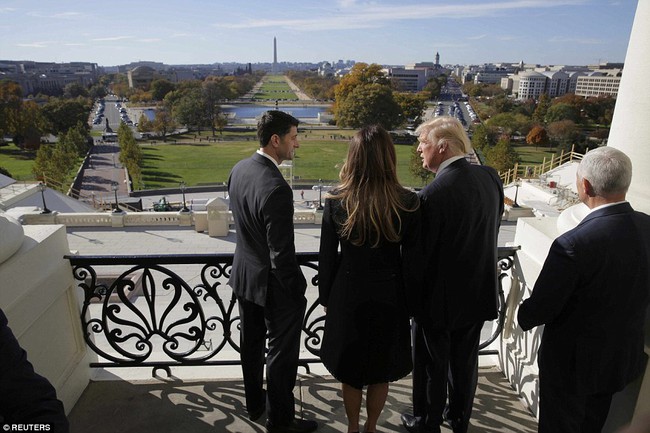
[401,116,504,433]
[518,146,650,433]
[1,308,69,432]
[228,110,317,433]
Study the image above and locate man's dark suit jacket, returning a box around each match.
[417,158,504,329]
[518,202,650,395]
[0,309,69,431]
[228,152,306,306]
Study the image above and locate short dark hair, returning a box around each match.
[257,110,299,147]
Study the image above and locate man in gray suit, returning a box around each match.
[228,111,317,433]
[402,116,504,433]
[518,146,650,432]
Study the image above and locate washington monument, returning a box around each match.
[273,37,278,73]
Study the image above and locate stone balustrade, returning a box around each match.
[19,205,323,236]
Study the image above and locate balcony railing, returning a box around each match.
[499,147,584,186]
[65,246,519,377]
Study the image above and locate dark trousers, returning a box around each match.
[237,282,307,426]
[412,320,483,433]
[539,376,613,433]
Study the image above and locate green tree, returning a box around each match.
[423,78,441,100]
[470,123,497,151]
[88,84,108,100]
[394,92,427,126]
[214,112,229,136]
[334,63,389,119]
[63,82,89,98]
[462,82,482,97]
[582,95,616,126]
[170,87,205,132]
[32,140,76,186]
[485,138,519,173]
[513,98,537,118]
[409,144,432,186]
[41,97,92,135]
[286,71,337,100]
[32,143,55,181]
[202,80,230,135]
[118,122,142,188]
[137,114,154,133]
[336,84,402,130]
[60,122,91,157]
[545,102,579,124]
[152,105,176,141]
[489,94,513,114]
[0,80,23,140]
[547,119,580,147]
[532,93,551,123]
[13,100,48,150]
[150,79,176,101]
[487,112,532,136]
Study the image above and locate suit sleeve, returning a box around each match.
[263,184,307,295]
[401,197,424,317]
[0,310,69,432]
[517,235,579,331]
[318,198,339,307]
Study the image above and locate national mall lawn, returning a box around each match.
[1,127,557,189]
[137,128,426,189]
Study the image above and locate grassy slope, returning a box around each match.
[138,137,422,188]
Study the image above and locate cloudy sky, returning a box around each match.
[0,0,638,67]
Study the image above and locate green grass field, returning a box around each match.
[1,135,560,189]
[138,137,423,189]
[513,144,559,166]
[254,74,298,100]
[0,144,37,180]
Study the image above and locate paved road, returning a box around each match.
[77,141,128,208]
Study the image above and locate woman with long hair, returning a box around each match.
[318,124,421,433]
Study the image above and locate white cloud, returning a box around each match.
[92,36,134,42]
[215,0,588,32]
[467,34,488,40]
[16,41,55,48]
[51,12,83,19]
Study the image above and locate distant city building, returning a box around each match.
[117,61,166,73]
[127,65,157,89]
[318,62,335,77]
[0,60,100,95]
[575,71,622,97]
[382,67,427,91]
[501,63,623,99]
[386,51,451,91]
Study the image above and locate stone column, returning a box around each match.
[607,1,650,215]
[601,2,650,428]
[206,197,229,237]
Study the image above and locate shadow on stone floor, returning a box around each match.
[68,366,537,433]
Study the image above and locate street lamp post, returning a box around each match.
[317,178,324,210]
[38,183,51,214]
[513,178,522,208]
[179,181,189,212]
[111,182,122,213]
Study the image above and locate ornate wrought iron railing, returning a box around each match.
[66,246,519,376]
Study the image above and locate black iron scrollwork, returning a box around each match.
[67,248,518,373]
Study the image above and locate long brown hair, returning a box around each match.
[328,124,419,247]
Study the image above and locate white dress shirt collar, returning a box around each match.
[256,149,279,167]
[437,155,465,174]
